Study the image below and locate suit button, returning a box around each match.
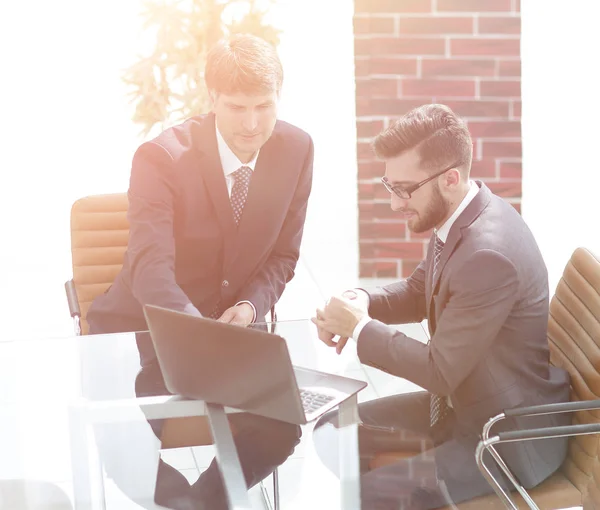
[222,280,229,288]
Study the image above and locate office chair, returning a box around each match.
[370,247,600,509]
[64,193,280,509]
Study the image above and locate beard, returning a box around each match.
[409,182,450,233]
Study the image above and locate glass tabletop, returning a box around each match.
[0,319,376,509]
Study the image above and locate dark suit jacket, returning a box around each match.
[358,182,570,489]
[87,114,313,338]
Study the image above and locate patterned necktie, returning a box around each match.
[430,233,451,429]
[230,165,253,226]
[432,233,444,291]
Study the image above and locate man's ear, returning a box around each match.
[445,168,461,189]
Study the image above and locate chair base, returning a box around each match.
[370,453,582,510]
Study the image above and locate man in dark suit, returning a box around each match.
[87,34,313,509]
[312,104,570,509]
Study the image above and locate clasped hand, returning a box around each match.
[311,290,368,354]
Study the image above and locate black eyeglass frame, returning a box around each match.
[381,163,458,199]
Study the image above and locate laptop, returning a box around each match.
[143,304,367,425]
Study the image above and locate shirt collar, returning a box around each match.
[435,180,479,243]
[215,122,259,177]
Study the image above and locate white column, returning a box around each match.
[521,0,600,291]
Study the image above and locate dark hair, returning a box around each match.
[373,104,473,174]
[204,33,283,95]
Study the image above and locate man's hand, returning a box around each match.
[312,295,368,354]
[217,303,254,326]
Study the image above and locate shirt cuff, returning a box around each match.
[235,300,257,323]
[352,315,372,341]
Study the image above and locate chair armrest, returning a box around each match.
[497,421,600,443]
[269,305,277,334]
[504,399,600,418]
[65,279,81,318]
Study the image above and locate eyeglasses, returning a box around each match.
[381,163,457,199]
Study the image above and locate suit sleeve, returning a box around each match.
[126,142,193,311]
[357,249,519,395]
[236,136,314,320]
[363,259,428,324]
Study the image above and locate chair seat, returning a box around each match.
[160,416,239,450]
[370,453,581,509]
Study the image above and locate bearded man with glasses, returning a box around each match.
[312,104,570,509]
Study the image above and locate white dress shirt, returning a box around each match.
[215,123,260,196]
[215,123,260,321]
[351,180,479,340]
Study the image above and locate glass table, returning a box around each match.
[0,319,370,510]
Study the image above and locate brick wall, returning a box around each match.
[355,0,521,279]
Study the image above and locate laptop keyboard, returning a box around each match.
[300,389,336,414]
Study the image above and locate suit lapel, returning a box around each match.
[225,128,287,269]
[191,115,237,243]
[426,182,492,318]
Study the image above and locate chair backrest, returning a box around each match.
[70,193,129,334]
[583,453,600,509]
[547,247,600,493]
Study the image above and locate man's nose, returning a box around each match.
[391,194,407,212]
[242,111,259,132]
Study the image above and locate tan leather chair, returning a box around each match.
[583,452,600,509]
[369,247,600,509]
[64,193,280,507]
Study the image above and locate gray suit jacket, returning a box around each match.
[358,181,570,489]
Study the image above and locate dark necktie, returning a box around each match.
[430,233,451,429]
[230,165,253,226]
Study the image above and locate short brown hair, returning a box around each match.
[373,104,473,174]
[204,33,283,95]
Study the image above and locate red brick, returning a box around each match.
[356,78,399,98]
[499,160,522,178]
[359,201,397,221]
[470,159,496,178]
[486,180,522,198]
[421,58,496,77]
[360,261,375,278]
[356,98,428,116]
[359,222,407,239]
[399,16,473,35]
[358,160,387,179]
[467,120,521,138]
[480,80,521,97]
[444,100,510,118]
[402,259,422,278]
[512,100,522,118]
[354,16,395,34]
[403,78,476,97]
[355,37,445,56]
[483,141,522,158]
[438,0,511,12]
[451,38,520,57]
[355,0,431,13]
[511,201,521,214]
[358,182,375,199]
[359,181,390,200]
[498,60,521,77]
[358,142,375,160]
[357,120,385,138]
[375,262,399,277]
[515,0,521,12]
[361,241,425,259]
[478,16,521,34]
[363,57,419,76]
